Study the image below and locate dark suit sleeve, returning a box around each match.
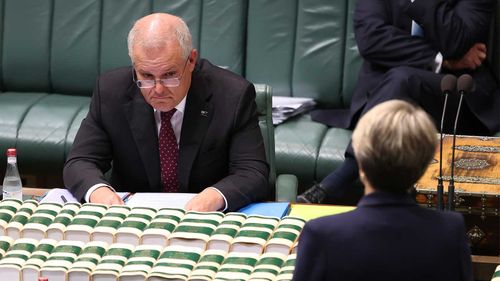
[212,83,269,211]
[292,222,327,281]
[407,0,493,59]
[354,0,437,69]
[63,77,113,201]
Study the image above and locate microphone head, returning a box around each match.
[457,74,474,93]
[440,74,457,94]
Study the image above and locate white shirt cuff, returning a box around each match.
[209,187,228,212]
[85,184,115,202]
[434,52,443,73]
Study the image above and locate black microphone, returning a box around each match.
[437,74,457,211]
[448,74,474,211]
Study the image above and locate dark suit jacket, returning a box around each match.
[63,59,269,211]
[313,0,500,133]
[292,192,473,281]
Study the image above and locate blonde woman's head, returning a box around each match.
[352,100,438,192]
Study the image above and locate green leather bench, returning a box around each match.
[245,0,500,192]
[1,0,499,196]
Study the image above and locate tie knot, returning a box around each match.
[161,109,176,122]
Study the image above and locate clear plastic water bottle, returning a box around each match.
[2,148,22,200]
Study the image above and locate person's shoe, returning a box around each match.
[296,183,326,204]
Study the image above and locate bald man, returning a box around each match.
[63,13,269,212]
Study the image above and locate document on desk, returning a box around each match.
[125,193,196,209]
[40,188,195,209]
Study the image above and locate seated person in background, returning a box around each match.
[63,13,269,212]
[292,100,472,281]
[301,0,500,204]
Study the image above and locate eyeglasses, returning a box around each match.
[133,56,190,88]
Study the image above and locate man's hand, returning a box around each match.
[443,43,487,71]
[89,186,125,205]
[184,188,225,212]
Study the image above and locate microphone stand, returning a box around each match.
[437,74,456,211]
[437,94,448,211]
[448,74,473,211]
[447,94,463,211]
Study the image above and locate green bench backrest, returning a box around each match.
[0,0,247,96]
[245,0,362,108]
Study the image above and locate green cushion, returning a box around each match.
[275,115,327,189]
[0,92,47,173]
[17,95,90,175]
[316,128,352,180]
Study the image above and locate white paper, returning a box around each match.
[125,193,196,209]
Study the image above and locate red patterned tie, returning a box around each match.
[159,109,179,192]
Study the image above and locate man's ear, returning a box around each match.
[188,49,198,70]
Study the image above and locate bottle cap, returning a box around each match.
[38,277,49,281]
[6,148,16,157]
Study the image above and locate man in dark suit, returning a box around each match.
[299,0,499,203]
[292,100,472,281]
[63,13,268,212]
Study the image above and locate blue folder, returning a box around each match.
[238,202,290,218]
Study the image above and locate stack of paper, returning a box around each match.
[0,236,13,258]
[115,206,156,246]
[231,215,280,254]
[265,216,305,255]
[272,96,316,125]
[67,241,109,281]
[92,205,131,244]
[0,199,22,235]
[141,208,185,246]
[91,243,134,281]
[119,244,163,281]
[65,203,108,243]
[22,202,63,240]
[0,238,38,279]
[21,238,57,281]
[5,200,38,239]
[188,249,227,281]
[275,253,297,281]
[212,252,259,281]
[39,240,85,280]
[207,212,246,252]
[248,252,286,280]
[46,202,81,241]
[148,245,203,280]
[169,212,224,249]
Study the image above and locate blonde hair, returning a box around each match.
[352,100,438,192]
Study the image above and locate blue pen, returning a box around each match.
[122,192,133,203]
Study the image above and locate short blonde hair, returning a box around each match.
[352,100,438,192]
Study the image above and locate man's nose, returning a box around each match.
[154,80,166,93]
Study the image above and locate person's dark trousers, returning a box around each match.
[318,67,490,204]
[320,143,363,205]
